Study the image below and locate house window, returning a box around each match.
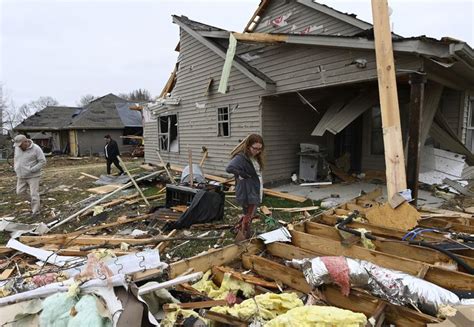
[158,114,178,152]
[370,106,384,155]
[217,106,230,137]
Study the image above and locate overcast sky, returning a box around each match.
[1,0,472,107]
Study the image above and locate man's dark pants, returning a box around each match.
[106,157,124,175]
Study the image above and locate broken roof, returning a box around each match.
[245,0,372,33]
[15,94,142,132]
[68,93,142,129]
[14,106,80,131]
[174,14,474,85]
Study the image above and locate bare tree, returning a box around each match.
[2,93,59,130]
[119,89,152,102]
[1,84,18,133]
[17,96,59,123]
[0,84,5,134]
[77,94,97,106]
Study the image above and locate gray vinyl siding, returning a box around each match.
[440,88,462,136]
[145,22,424,179]
[246,44,422,95]
[146,29,264,177]
[144,120,159,164]
[262,94,327,183]
[254,0,362,36]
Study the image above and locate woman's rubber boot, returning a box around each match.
[234,204,256,242]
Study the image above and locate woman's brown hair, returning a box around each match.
[230,134,265,169]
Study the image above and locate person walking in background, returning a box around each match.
[13,134,46,217]
[104,135,124,175]
[226,134,265,240]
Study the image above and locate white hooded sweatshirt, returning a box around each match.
[14,141,47,178]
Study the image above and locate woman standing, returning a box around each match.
[226,134,264,240]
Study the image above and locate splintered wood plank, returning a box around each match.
[168,241,263,278]
[290,230,474,291]
[211,266,279,289]
[156,229,177,252]
[315,213,444,242]
[304,222,464,266]
[365,202,420,230]
[233,32,288,43]
[262,189,307,202]
[0,268,14,281]
[200,310,247,327]
[371,0,407,198]
[80,172,99,180]
[87,184,122,194]
[20,235,153,246]
[419,206,473,219]
[241,253,437,326]
[0,246,13,255]
[418,218,474,234]
[419,215,474,226]
[163,300,228,311]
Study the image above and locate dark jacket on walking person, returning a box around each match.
[226,152,261,206]
[104,135,124,175]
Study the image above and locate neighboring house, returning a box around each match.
[144,0,474,185]
[14,106,79,153]
[14,94,143,156]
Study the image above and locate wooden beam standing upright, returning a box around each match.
[117,156,150,206]
[371,0,407,199]
[188,148,193,187]
[406,73,427,204]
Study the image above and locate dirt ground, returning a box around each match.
[0,155,319,261]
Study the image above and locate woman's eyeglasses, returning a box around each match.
[250,146,263,151]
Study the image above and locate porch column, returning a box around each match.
[406,72,426,205]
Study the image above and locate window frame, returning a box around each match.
[217,106,231,137]
[157,114,179,153]
[468,97,474,129]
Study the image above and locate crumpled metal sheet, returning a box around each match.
[289,257,460,316]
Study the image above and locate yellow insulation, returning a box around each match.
[265,305,367,327]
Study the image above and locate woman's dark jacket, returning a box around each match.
[226,153,261,205]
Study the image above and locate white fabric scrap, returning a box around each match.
[258,227,292,244]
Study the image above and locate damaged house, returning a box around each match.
[14,94,143,156]
[145,0,474,186]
